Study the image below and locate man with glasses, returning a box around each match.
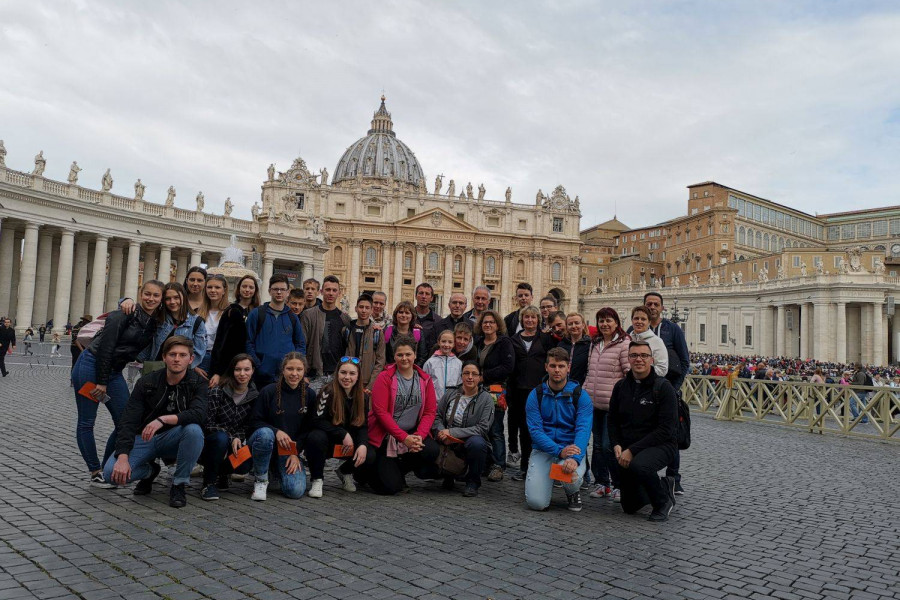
[301,275,352,392]
[246,274,307,387]
[434,292,468,337]
[607,340,678,522]
[538,295,558,332]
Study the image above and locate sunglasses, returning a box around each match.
[340,356,361,365]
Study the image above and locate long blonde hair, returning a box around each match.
[198,274,230,320]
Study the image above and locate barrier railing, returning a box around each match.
[682,375,900,441]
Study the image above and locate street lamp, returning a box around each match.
[664,298,690,326]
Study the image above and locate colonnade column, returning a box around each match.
[89,236,108,318]
[414,244,425,286]
[261,258,274,302]
[775,305,785,357]
[348,240,361,303]
[302,261,314,284]
[500,250,512,316]
[0,221,15,313]
[47,238,59,327]
[175,252,188,283]
[531,252,544,298]
[69,235,90,321]
[859,305,872,365]
[463,248,474,300]
[106,243,124,311]
[143,247,157,282]
[15,223,39,330]
[392,243,403,306]
[190,249,202,267]
[442,246,454,308]
[835,302,847,364]
[812,303,827,362]
[799,302,810,359]
[158,246,172,283]
[473,249,484,291]
[872,302,884,366]
[52,230,75,334]
[381,243,393,299]
[31,229,54,325]
[124,240,141,300]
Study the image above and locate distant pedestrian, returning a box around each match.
[38,324,47,343]
[51,333,62,357]
[23,329,35,355]
[0,318,16,377]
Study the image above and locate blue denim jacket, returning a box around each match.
[138,313,207,368]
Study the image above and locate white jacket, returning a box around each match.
[423,353,463,400]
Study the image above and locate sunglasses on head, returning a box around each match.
[340,356,361,365]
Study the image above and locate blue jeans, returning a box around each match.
[462,435,490,488]
[525,449,587,511]
[102,424,205,486]
[591,409,619,488]
[72,350,130,472]
[200,430,252,484]
[490,408,507,469]
[850,391,870,421]
[248,427,306,498]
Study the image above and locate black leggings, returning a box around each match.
[508,387,533,471]
[304,428,371,480]
[362,437,440,495]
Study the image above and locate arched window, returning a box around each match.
[404,251,412,270]
[334,246,344,265]
[516,259,525,278]
[763,233,770,251]
[747,228,754,246]
[365,247,376,267]
[454,254,462,273]
[755,231,762,247]
[551,261,561,280]
[738,226,746,245]
[486,256,496,275]
[429,251,439,270]
[792,240,798,248]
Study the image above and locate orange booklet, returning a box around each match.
[333,445,354,458]
[445,435,464,445]
[277,441,298,456]
[549,463,574,483]
[229,445,252,469]
[78,382,98,401]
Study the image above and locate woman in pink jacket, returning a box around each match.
[362,335,438,495]
[582,307,630,501]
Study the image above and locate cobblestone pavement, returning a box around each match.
[1,365,898,600]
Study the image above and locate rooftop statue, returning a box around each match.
[101,168,113,192]
[67,161,81,184]
[33,151,46,176]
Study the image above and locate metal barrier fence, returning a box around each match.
[682,375,900,442]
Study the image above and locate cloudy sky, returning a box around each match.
[2,1,899,229]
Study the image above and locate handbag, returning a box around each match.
[434,393,467,476]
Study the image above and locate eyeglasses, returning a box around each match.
[628,353,652,360]
[270,287,289,293]
[340,356,361,365]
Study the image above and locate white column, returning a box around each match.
[474,249,484,290]
[9,233,22,320]
[835,302,847,364]
[157,246,172,283]
[859,304,872,365]
[89,236,108,318]
[46,236,59,324]
[15,223,39,331]
[349,240,361,303]
[302,261,314,283]
[0,222,15,313]
[106,243,124,310]
[775,304,785,357]
[381,243,393,299]
[872,302,884,366]
[463,248,474,300]
[799,302,810,359]
[52,230,75,334]
[142,246,157,282]
[414,244,425,286]
[500,250,512,316]
[190,249,202,267]
[568,256,580,313]
[261,258,274,302]
[393,243,404,307]
[124,240,141,300]
[31,229,54,325]
[442,245,454,311]
[69,235,90,321]
[175,251,188,283]
[891,315,899,364]
[812,303,827,362]
[532,252,544,298]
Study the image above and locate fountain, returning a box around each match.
[207,235,260,289]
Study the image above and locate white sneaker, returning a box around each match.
[507,452,521,468]
[335,469,357,492]
[190,464,204,477]
[589,484,610,499]
[251,480,268,501]
[610,488,621,502]
[308,478,324,498]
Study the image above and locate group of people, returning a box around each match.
[69,268,687,521]
[692,353,899,384]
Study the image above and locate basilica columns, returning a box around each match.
[348,240,361,303]
[872,301,884,366]
[190,249,202,267]
[302,261,314,283]
[158,246,172,283]
[835,302,847,364]
[124,240,141,300]
[261,258,274,301]
[442,246,454,305]
[15,223,39,330]
[775,305,785,357]
[531,253,544,300]
[392,243,403,306]
[414,244,425,286]
[106,243,124,311]
[799,302,810,359]
[89,236,108,318]
[143,246,157,282]
[31,229,54,325]
[175,252,188,283]
[52,231,75,333]
[0,222,15,312]
[69,235,90,321]
[500,251,512,316]
[381,243,393,297]
[474,250,484,292]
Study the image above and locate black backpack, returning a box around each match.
[864,372,873,387]
[646,377,691,451]
[535,382,583,413]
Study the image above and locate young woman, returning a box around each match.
[137,282,207,371]
[71,280,164,487]
[583,307,631,501]
[23,329,34,355]
[247,352,315,501]
[305,357,370,498]
[423,329,462,400]
[201,353,259,501]
[432,361,494,497]
[509,305,553,481]
[558,312,591,385]
[474,310,515,482]
[208,274,260,388]
[384,301,422,364]
[51,333,62,357]
[630,306,668,376]
[196,274,229,378]
[183,266,208,314]
[362,335,439,495]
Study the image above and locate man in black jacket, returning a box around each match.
[608,340,677,522]
[104,336,207,508]
[503,282,533,335]
[434,292,468,337]
[0,318,15,377]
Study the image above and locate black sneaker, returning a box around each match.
[511,470,527,482]
[462,484,478,497]
[169,483,187,508]
[90,471,116,489]
[201,485,220,501]
[648,502,672,522]
[442,477,456,491]
[133,461,161,496]
[674,481,685,496]
[566,491,583,512]
[216,474,230,490]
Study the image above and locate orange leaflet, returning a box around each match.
[445,435,464,445]
[549,463,574,483]
[333,445,354,458]
[229,445,251,469]
[78,382,98,401]
[277,441,298,456]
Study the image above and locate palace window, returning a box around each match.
[857,222,871,239]
[428,251,439,270]
[407,208,416,218]
[745,325,752,346]
[336,202,346,214]
[551,261,561,281]
[486,256,496,275]
[516,259,525,278]
[295,192,305,210]
[404,251,412,270]
[454,255,462,273]
[365,247,376,267]
[552,217,563,233]
[488,216,500,227]
[873,220,887,236]
[699,323,706,343]
[367,205,381,216]
[519,219,527,231]
[842,224,855,240]
[334,246,344,265]
[721,324,728,344]
[457,212,466,221]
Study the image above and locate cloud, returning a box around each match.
[1,1,898,229]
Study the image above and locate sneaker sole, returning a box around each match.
[568,506,583,512]
[201,495,219,501]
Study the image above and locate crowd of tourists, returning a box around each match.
[3,271,691,522]
[692,353,900,385]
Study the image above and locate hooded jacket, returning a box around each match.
[367,363,437,448]
[630,330,669,377]
[343,320,386,389]
[423,352,463,400]
[582,334,631,410]
[300,304,352,376]
[210,302,252,377]
[311,386,369,446]
[432,386,494,440]
[525,378,593,464]
[246,303,307,381]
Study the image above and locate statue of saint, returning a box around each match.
[134,179,145,201]
[67,161,81,184]
[0,140,6,167]
[478,183,486,200]
[799,261,808,277]
[536,189,543,205]
[33,151,46,176]
[224,197,234,217]
[196,191,205,212]
[776,264,786,280]
[434,174,442,195]
[874,259,886,275]
[267,163,275,182]
[320,167,329,186]
[505,187,512,202]
[466,182,474,199]
[251,201,260,220]
[815,261,825,275]
[447,179,456,197]
[736,271,743,284]
[166,186,176,207]
[101,168,113,192]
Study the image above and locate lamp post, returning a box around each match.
[664,298,690,328]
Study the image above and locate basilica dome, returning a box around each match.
[332,96,426,188]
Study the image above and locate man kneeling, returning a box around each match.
[104,336,208,508]
[608,340,677,522]
[525,347,593,512]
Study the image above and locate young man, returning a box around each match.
[504,283,533,335]
[301,278,321,313]
[524,347,593,512]
[371,291,391,328]
[301,275,352,391]
[246,274,307,386]
[641,292,690,495]
[434,292,468,337]
[288,288,306,317]
[607,340,678,522]
[463,286,491,325]
[538,295,558,332]
[414,283,438,349]
[0,318,16,377]
[104,336,207,508]
[343,293,386,392]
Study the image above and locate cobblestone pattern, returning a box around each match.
[1,366,898,599]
